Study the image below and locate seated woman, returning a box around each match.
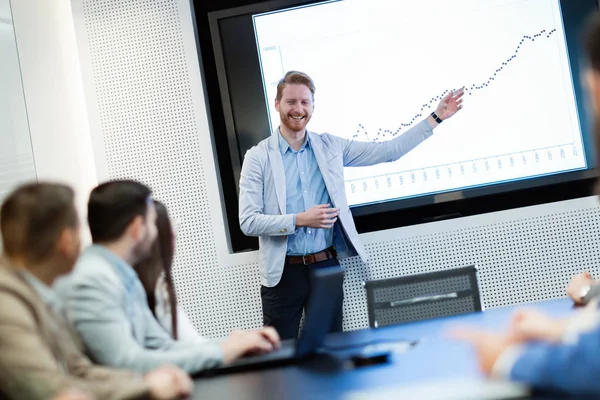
[133,200,206,343]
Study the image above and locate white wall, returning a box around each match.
[0,1,35,202]
[10,0,98,242]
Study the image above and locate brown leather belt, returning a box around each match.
[286,247,337,266]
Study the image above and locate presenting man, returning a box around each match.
[239,71,464,339]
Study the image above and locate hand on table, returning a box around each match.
[508,308,565,343]
[221,327,281,364]
[450,328,517,375]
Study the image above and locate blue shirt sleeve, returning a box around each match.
[510,328,600,395]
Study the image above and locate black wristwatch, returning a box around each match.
[431,111,443,124]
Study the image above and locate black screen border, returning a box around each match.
[196,0,599,252]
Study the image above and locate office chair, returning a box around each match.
[363,266,482,328]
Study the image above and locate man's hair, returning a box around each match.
[0,183,78,263]
[88,180,152,243]
[276,71,316,102]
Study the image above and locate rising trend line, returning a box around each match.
[353,28,557,142]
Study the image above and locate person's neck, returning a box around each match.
[97,241,136,265]
[280,125,306,152]
[8,256,60,286]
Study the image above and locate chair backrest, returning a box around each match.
[364,266,481,328]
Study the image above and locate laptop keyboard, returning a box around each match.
[233,339,297,365]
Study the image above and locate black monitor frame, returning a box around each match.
[193,0,599,253]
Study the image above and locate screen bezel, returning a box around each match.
[198,0,599,252]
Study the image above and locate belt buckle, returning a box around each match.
[302,254,311,265]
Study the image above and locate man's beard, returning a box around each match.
[280,111,310,133]
[132,233,155,264]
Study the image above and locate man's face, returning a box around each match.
[275,84,314,134]
[57,209,82,277]
[132,201,158,262]
[63,226,82,272]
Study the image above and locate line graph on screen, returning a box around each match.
[254,0,586,206]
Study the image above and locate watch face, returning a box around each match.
[580,285,592,300]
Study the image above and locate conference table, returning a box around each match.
[193,298,578,399]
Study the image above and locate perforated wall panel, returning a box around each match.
[73,0,600,338]
[340,202,600,330]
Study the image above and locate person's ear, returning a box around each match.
[128,215,145,241]
[275,98,280,112]
[56,227,80,258]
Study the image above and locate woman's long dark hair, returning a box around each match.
[133,200,178,339]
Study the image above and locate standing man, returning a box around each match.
[239,71,464,339]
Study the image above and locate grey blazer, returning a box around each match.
[239,120,433,287]
[56,245,223,374]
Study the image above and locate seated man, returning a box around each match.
[453,13,600,395]
[0,182,192,400]
[58,180,280,374]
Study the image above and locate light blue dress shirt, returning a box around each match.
[55,244,224,373]
[279,130,333,256]
[87,245,142,322]
[239,120,434,286]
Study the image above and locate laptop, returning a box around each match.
[199,265,344,376]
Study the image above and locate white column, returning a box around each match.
[10,0,98,243]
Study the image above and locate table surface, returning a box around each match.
[193,298,576,400]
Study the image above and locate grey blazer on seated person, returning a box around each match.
[55,245,223,374]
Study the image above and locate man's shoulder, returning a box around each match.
[73,247,114,274]
[245,136,272,157]
[307,130,347,154]
[62,248,121,291]
[308,130,343,143]
[0,266,45,321]
[244,131,345,158]
[0,265,31,296]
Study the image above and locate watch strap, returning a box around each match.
[431,111,443,124]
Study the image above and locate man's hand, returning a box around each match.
[567,272,595,304]
[434,88,465,121]
[144,365,193,400]
[296,204,340,229]
[450,328,516,375]
[221,327,281,364]
[509,308,565,343]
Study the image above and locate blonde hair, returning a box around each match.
[276,71,316,102]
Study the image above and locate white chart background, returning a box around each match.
[254,0,586,206]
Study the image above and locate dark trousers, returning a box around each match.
[260,258,343,340]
